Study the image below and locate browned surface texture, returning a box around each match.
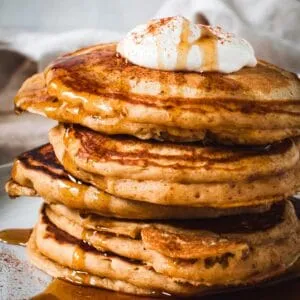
[43,199,299,278]
[25,199,300,295]
[45,44,300,103]
[14,43,300,144]
[47,124,300,207]
[60,124,298,183]
[7,144,273,219]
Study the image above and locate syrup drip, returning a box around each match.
[0,228,32,246]
[72,246,86,271]
[176,18,191,70]
[156,18,218,72]
[31,278,140,300]
[31,265,300,300]
[60,150,114,212]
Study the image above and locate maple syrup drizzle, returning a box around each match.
[60,152,114,213]
[60,129,116,212]
[197,27,218,71]
[72,246,86,271]
[176,18,190,70]
[81,229,92,243]
[30,259,300,300]
[60,130,89,205]
[175,21,218,72]
[31,278,155,300]
[0,228,32,246]
[154,19,218,73]
[57,178,87,207]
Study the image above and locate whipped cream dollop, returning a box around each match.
[117,16,257,73]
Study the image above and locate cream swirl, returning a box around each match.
[117,16,257,73]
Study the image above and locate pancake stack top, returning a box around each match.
[6,16,300,296]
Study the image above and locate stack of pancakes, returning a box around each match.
[6,43,300,297]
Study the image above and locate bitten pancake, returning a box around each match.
[15,43,300,144]
[6,144,269,219]
[49,124,300,208]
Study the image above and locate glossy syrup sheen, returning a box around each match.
[1,201,300,299]
[31,260,300,300]
[0,226,299,299]
[175,19,217,71]
[31,278,154,300]
[0,228,32,246]
[45,42,297,105]
[65,123,293,164]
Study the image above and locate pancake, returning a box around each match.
[33,213,208,296]
[49,124,300,208]
[15,43,300,144]
[27,230,158,296]
[6,144,270,219]
[28,200,300,296]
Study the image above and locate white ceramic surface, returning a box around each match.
[0,164,51,300]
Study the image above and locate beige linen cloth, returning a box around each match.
[1,0,300,164]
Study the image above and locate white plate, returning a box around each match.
[0,164,51,300]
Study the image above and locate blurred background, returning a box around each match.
[0,0,299,164]
[0,0,163,33]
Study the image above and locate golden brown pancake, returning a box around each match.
[33,214,208,296]
[49,124,300,208]
[6,144,271,219]
[28,200,300,296]
[15,43,300,144]
[27,230,157,296]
